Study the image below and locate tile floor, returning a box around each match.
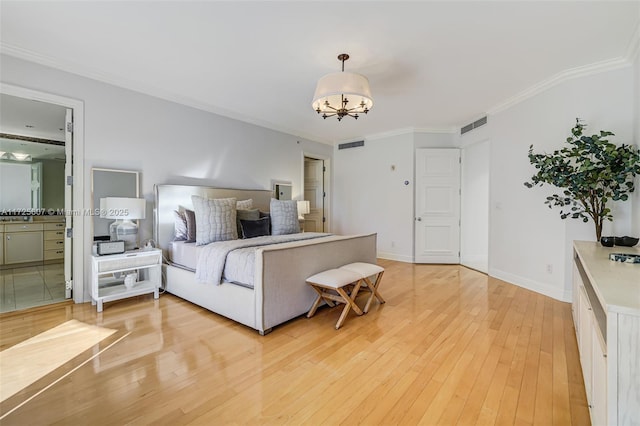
[0,263,67,313]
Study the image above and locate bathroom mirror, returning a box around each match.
[91,168,140,241]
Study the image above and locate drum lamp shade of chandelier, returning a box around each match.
[312,54,373,121]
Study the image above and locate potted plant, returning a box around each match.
[524,119,640,241]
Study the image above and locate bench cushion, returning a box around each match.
[340,262,384,277]
[307,269,362,289]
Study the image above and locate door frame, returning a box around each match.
[1,83,85,304]
[301,152,331,232]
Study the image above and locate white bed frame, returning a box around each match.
[154,184,377,334]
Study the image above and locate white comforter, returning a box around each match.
[195,233,330,286]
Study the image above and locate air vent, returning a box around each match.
[338,140,365,150]
[461,116,488,135]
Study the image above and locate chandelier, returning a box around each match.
[312,53,373,121]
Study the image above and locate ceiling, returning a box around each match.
[1,1,639,145]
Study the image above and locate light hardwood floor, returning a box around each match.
[0,260,590,425]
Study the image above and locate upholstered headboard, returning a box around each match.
[153,184,273,257]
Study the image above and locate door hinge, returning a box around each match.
[323,166,326,172]
[66,122,74,133]
[66,228,73,238]
[322,217,326,223]
[66,175,73,186]
[65,280,73,290]
[323,192,326,197]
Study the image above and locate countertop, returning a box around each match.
[574,240,640,316]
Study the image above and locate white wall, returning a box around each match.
[333,132,415,262]
[333,130,457,262]
[1,54,332,300]
[489,66,635,301]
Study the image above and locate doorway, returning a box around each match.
[303,156,329,232]
[460,140,489,273]
[0,85,84,312]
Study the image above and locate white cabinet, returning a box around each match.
[91,249,162,312]
[572,241,640,426]
[4,222,43,264]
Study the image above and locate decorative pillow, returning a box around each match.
[183,208,197,242]
[236,208,260,238]
[237,199,253,210]
[269,198,300,235]
[240,217,271,239]
[173,210,188,241]
[191,196,237,245]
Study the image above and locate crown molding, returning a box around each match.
[487,23,639,118]
[0,43,332,146]
[487,56,630,116]
[344,126,456,144]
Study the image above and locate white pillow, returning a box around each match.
[269,198,300,235]
[237,199,253,210]
[191,196,237,245]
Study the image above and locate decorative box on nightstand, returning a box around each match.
[91,248,162,312]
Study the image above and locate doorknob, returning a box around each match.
[416,217,422,221]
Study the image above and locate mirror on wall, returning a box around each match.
[274,183,292,200]
[91,168,139,241]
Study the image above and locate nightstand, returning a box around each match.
[91,249,162,312]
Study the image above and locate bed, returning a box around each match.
[154,184,377,334]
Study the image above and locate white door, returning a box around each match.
[304,157,324,232]
[414,149,461,263]
[64,108,73,299]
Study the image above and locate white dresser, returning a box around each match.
[572,241,640,426]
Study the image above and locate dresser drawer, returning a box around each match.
[5,223,44,232]
[44,249,64,260]
[44,239,65,251]
[44,230,65,240]
[43,222,65,231]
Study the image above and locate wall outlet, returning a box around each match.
[391,241,395,248]
[546,264,553,274]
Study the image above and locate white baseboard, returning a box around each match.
[377,251,414,263]
[461,255,488,274]
[489,268,571,302]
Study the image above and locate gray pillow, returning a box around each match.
[183,208,196,242]
[173,210,188,241]
[191,196,237,245]
[269,198,300,235]
[236,208,260,238]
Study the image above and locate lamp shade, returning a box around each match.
[312,71,373,113]
[297,200,310,218]
[100,197,146,220]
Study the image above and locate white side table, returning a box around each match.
[91,249,162,312]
